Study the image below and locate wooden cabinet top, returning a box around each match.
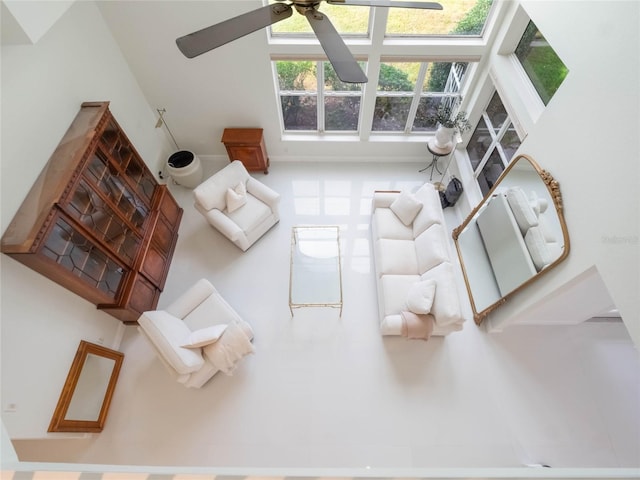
[1,102,111,251]
[221,128,264,144]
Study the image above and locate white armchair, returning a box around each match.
[138,279,254,388]
[193,160,280,251]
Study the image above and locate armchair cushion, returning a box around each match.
[226,194,272,232]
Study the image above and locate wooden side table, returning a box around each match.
[221,128,270,174]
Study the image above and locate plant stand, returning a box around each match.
[420,139,454,183]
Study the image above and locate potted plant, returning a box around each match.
[430,104,472,149]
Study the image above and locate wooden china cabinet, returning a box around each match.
[1,102,182,324]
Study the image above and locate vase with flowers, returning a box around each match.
[429,104,472,149]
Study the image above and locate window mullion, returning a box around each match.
[405,62,428,133]
[317,61,324,133]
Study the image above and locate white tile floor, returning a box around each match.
[14,161,640,469]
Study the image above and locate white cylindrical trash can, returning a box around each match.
[166,150,203,188]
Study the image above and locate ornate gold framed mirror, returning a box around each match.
[453,154,570,324]
[48,340,124,433]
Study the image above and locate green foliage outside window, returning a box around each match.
[515,21,568,105]
[427,0,493,92]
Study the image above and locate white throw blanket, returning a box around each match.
[202,322,254,374]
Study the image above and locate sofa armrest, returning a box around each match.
[246,178,280,208]
[373,190,401,209]
[166,278,217,319]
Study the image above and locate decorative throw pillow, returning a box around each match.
[405,279,437,314]
[181,324,228,348]
[390,191,423,226]
[226,182,247,213]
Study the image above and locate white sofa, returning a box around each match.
[193,160,280,251]
[138,279,254,388]
[371,183,465,338]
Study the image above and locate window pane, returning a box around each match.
[478,149,504,196]
[386,0,494,36]
[378,63,418,92]
[412,96,440,131]
[467,117,491,170]
[271,3,369,35]
[372,97,412,131]
[276,61,317,90]
[486,92,508,133]
[515,20,568,105]
[325,97,360,131]
[324,62,364,92]
[281,96,317,130]
[422,62,467,92]
[499,125,521,161]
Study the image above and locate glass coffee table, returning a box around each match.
[289,225,343,316]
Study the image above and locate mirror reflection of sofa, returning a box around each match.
[476,186,563,296]
[371,183,465,340]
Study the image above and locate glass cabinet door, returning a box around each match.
[84,149,149,232]
[41,216,125,300]
[100,119,157,204]
[66,179,141,265]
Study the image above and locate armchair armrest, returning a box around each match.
[373,190,401,209]
[247,178,280,208]
[138,310,205,375]
[194,203,243,241]
[166,278,217,319]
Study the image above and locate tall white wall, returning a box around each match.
[475,1,639,344]
[0,1,171,438]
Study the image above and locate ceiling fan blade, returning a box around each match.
[176,3,293,58]
[305,10,367,83]
[327,0,443,9]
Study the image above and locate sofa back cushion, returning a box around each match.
[414,223,449,273]
[412,183,444,238]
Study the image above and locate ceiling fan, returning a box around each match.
[176,0,443,84]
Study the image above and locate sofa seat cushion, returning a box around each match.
[226,194,272,233]
[420,262,463,327]
[412,183,445,238]
[414,223,449,273]
[380,274,421,316]
[375,239,419,276]
[373,208,413,240]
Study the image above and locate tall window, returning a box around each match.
[275,61,364,132]
[270,0,494,135]
[515,20,568,105]
[372,62,468,133]
[466,91,521,195]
